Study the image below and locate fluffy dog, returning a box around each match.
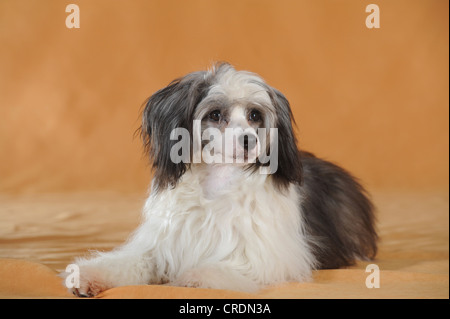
[67,62,377,297]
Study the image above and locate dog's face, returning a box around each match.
[141,63,302,191]
[193,67,276,165]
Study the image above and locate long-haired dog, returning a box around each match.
[66,62,377,297]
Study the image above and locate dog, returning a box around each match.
[66,62,377,297]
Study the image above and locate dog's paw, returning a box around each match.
[61,266,111,298]
[171,268,206,288]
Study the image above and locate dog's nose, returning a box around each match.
[238,133,257,151]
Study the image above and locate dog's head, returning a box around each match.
[141,62,301,191]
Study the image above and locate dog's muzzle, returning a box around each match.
[238,133,258,152]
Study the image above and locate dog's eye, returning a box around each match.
[209,110,221,122]
[249,109,262,122]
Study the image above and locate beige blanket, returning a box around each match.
[0,191,447,299]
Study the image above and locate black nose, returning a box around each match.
[238,133,257,151]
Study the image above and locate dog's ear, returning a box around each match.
[141,71,210,192]
[268,88,303,189]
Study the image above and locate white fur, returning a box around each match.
[208,65,272,108]
[72,165,316,295]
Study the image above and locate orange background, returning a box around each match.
[0,0,448,194]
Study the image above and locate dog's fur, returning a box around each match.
[66,63,377,297]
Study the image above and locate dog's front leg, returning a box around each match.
[62,246,155,297]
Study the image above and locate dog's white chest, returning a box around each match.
[141,167,314,284]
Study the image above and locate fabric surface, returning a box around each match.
[0,190,448,299]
